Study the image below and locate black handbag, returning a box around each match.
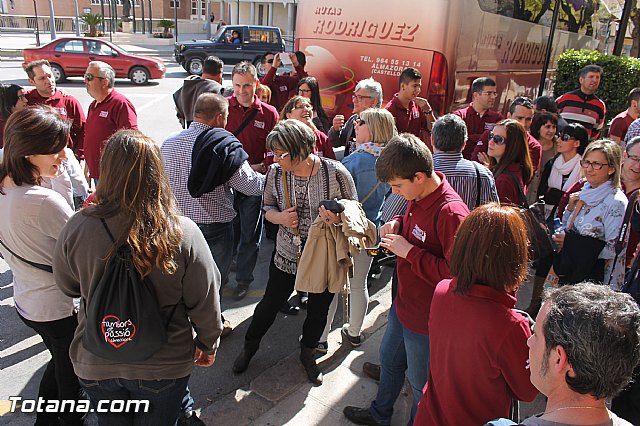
[505,171,554,261]
[552,201,606,285]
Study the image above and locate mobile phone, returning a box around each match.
[279,52,292,66]
[364,245,392,257]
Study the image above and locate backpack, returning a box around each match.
[82,219,176,362]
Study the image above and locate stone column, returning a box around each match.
[250,1,255,25]
[267,2,273,26]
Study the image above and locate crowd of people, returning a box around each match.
[1,55,640,426]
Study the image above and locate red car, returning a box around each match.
[22,37,165,85]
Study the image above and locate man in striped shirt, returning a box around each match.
[432,114,499,210]
[556,64,606,139]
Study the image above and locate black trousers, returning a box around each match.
[612,367,640,425]
[18,312,84,426]
[245,258,334,349]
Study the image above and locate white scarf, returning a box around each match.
[580,180,615,207]
[548,154,581,191]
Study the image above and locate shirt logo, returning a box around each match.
[413,110,420,119]
[254,120,265,129]
[99,111,109,118]
[54,107,67,116]
[412,224,426,242]
[484,123,496,131]
[279,85,288,92]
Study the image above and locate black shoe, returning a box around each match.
[362,362,380,382]
[298,292,308,309]
[341,325,362,348]
[233,284,249,301]
[232,344,258,374]
[343,406,387,426]
[178,411,207,426]
[279,301,300,315]
[300,344,323,385]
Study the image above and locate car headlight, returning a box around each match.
[179,45,185,51]
[156,62,164,70]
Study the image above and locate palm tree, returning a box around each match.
[158,19,175,37]
[80,12,103,36]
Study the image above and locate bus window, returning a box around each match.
[476,0,598,34]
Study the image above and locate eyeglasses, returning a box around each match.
[298,89,312,94]
[489,132,506,145]
[580,160,610,170]
[559,133,575,141]
[481,91,498,97]
[364,246,393,257]
[355,116,366,126]
[266,59,274,64]
[17,94,26,100]
[627,155,640,163]
[84,73,106,81]
[273,152,289,160]
[352,94,373,102]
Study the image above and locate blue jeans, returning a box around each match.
[369,304,430,426]
[233,193,263,286]
[79,375,190,426]
[197,222,233,287]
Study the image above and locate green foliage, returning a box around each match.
[158,19,175,30]
[555,49,640,124]
[80,12,103,27]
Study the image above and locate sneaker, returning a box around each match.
[233,284,249,301]
[341,324,362,348]
[178,411,206,426]
[298,335,329,354]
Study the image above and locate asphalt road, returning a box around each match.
[0,60,396,424]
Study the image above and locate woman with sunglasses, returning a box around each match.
[280,95,336,160]
[320,108,395,351]
[525,122,588,316]
[296,77,330,134]
[0,83,28,149]
[0,107,83,425]
[486,119,534,205]
[232,119,356,385]
[553,139,627,290]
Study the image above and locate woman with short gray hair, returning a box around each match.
[233,119,357,385]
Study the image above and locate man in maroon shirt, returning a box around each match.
[24,60,86,160]
[452,77,503,159]
[84,61,138,185]
[226,61,279,300]
[384,67,435,138]
[343,133,469,426]
[260,51,307,112]
[609,88,640,146]
[473,96,543,173]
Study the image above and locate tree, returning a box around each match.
[158,19,175,37]
[80,12,103,37]
[631,6,640,57]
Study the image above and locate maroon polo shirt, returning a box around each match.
[392,173,469,335]
[226,95,278,165]
[609,110,635,141]
[260,65,308,112]
[384,94,429,136]
[415,279,538,426]
[494,162,526,205]
[26,89,86,159]
[452,104,503,159]
[85,89,138,179]
[471,130,542,173]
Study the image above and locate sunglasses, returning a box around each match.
[489,132,506,145]
[84,73,106,81]
[355,116,366,126]
[364,246,392,257]
[559,133,574,141]
[17,94,26,100]
[266,59,274,64]
[273,152,289,160]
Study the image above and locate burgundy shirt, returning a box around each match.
[225,95,278,165]
[609,110,635,142]
[452,104,503,159]
[384,94,429,136]
[472,130,542,173]
[494,162,526,206]
[415,279,538,426]
[0,117,6,149]
[260,65,308,112]
[26,89,86,159]
[392,173,469,335]
[85,89,138,179]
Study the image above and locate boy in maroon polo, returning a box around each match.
[84,61,138,184]
[384,67,435,138]
[343,133,469,426]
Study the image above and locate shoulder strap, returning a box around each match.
[360,181,381,205]
[100,218,116,243]
[0,237,53,273]
[473,162,481,209]
[433,198,465,241]
[606,190,639,287]
[503,169,527,208]
[233,108,259,136]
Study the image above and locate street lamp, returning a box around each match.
[538,0,560,97]
[32,0,40,46]
[74,0,80,36]
[148,0,153,34]
[173,0,178,39]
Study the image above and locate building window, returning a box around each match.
[170,0,180,8]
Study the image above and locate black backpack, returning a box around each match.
[82,219,176,362]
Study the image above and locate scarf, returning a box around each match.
[356,142,384,157]
[549,154,582,191]
[579,180,615,207]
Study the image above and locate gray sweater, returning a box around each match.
[53,212,222,380]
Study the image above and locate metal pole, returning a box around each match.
[132,0,136,33]
[100,0,106,33]
[206,0,212,39]
[538,0,561,97]
[173,0,178,39]
[148,0,153,34]
[141,0,145,34]
[33,0,40,46]
[74,0,80,36]
[236,0,239,24]
[614,0,634,56]
[107,0,112,41]
[113,0,118,32]
[48,0,57,39]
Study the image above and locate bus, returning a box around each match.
[295,0,601,119]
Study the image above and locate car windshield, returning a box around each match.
[212,26,226,41]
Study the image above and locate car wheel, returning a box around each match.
[254,58,266,78]
[129,66,150,85]
[187,57,204,75]
[51,63,65,83]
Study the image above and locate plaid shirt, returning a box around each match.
[161,122,265,224]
